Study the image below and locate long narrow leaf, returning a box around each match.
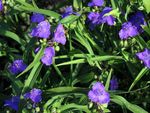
[129,67,149,91]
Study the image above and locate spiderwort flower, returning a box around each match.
[30,20,50,38]
[87,12,101,30]
[24,88,42,103]
[54,24,66,45]
[88,0,104,7]
[110,76,118,90]
[4,96,20,111]
[99,7,116,26]
[8,60,27,75]
[31,13,45,23]
[136,48,150,68]
[41,47,55,66]
[62,6,73,18]
[129,11,146,32]
[0,0,3,11]
[88,82,110,104]
[119,22,139,39]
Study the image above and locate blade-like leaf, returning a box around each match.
[22,61,42,93]
[17,45,45,78]
[111,95,148,113]
[129,67,149,91]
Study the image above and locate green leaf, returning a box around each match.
[15,0,60,18]
[105,68,113,91]
[135,36,148,49]
[60,15,80,24]
[111,95,148,113]
[0,29,25,45]
[19,6,60,19]
[128,67,149,91]
[3,72,23,94]
[46,87,88,95]
[73,0,82,9]
[22,61,42,93]
[59,103,90,113]
[143,0,150,13]
[74,72,95,84]
[142,25,150,36]
[17,45,45,78]
[56,55,123,66]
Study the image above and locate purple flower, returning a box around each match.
[129,11,146,32]
[24,88,42,103]
[88,0,104,7]
[41,47,55,66]
[54,24,66,45]
[4,96,20,111]
[0,0,3,11]
[8,60,27,75]
[87,12,101,30]
[99,7,116,26]
[119,11,146,40]
[136,48,150,68]
[31,13,45,23]
[119,22,139,39]
[110,76,118,90]
[88,82,110,104]
[62,6,73,18]
[30,20,50,38]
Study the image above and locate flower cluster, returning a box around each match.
[8,60,27,75]
[88,82,110,104]
[33,24,66,66]
[29,13,67,66]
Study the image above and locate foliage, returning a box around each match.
[0,0,150,112]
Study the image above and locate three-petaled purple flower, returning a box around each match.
[62,6,74,18]
[136,48,150,68]
[30,20,51,38]
[54,24,66,45]
[31,13,45,23]
[4,96,20,111]
[88,82,110,104]
[0,0,3,11]
[119,22,139,40]
[41,47,55,66]
[88,12,101,30]
[87,7,115,30]
[8,60,27,75]
[110,76,118,90]
[129,11,146,33]
[88,0,104,7]
[119,11,146,40]
[24,88,42,103]
[99,7,116,26]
